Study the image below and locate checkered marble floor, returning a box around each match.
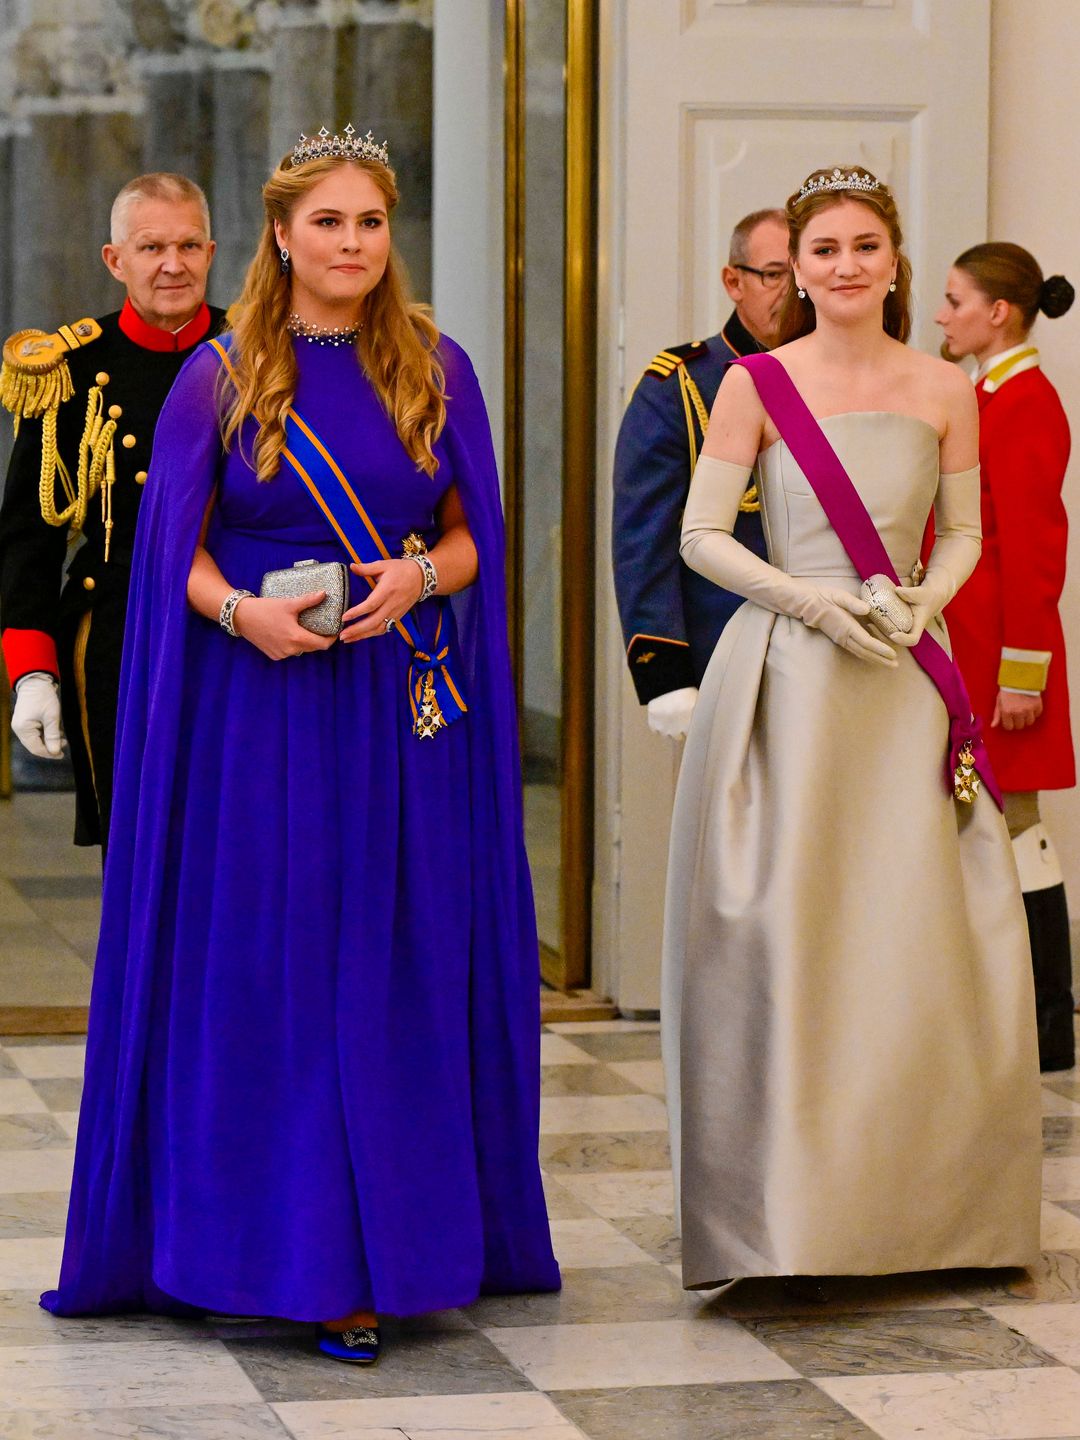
[1,1022,1079,1439]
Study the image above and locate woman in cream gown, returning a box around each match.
[662,168,1042,1290]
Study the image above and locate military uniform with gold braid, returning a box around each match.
[612,311,766,703]
[0,300,225,846]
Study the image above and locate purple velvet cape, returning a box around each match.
[41,335,560,1317]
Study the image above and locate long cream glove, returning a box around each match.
[890,465,982,647]
[680,455,897,668]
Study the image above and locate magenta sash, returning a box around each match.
[733,352,1002,810]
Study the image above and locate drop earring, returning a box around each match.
[797,287,807,300]
[889,281,897,293]
[280,247,290,275]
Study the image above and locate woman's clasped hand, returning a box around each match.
[232,556,428,658]
[340,557,425,641]
[232,589,336,660]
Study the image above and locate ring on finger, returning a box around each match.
[384,616,397,633]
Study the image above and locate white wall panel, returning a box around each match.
[685,111,911,338]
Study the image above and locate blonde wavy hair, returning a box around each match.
[221,152,445,480]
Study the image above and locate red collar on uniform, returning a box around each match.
[118,299,212,352]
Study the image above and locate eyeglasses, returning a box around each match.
[733,264,791,291]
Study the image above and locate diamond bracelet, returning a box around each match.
[407,552,438,602]
[219,588,255,637]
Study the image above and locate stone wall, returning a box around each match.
[0,1,433,340]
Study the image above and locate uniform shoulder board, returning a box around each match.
[642,338,709,381]
[0,318,102,424]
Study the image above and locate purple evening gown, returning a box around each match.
[42,335,560,1321]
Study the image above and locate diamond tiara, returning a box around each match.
[291,124,390,169]
[798,168,882,202]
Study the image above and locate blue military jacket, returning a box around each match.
[612,311,767,703]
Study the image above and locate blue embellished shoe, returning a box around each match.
[317,1323,381,1364]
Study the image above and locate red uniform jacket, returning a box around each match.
[945,362,1074,792]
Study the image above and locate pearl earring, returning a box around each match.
[797,287,807,300]
[889,281,897,293]
[280,247,290,275]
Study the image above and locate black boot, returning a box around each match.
[1023,882,1076,1072]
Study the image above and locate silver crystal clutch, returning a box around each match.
[259,558,347,636]
[860,573,914,636]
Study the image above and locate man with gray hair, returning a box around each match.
[0,172,224,849]
[613,207,789,739]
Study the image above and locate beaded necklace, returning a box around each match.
[287,313,363,348]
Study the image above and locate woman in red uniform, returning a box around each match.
[937,243,1076,1071]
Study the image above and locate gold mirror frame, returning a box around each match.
[504,0,597,991]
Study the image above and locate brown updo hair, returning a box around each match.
[953,242,1074,331]
[775,166,913,346]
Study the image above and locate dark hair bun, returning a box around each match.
[1040,274,1075,319]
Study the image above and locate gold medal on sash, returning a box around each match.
[954,742,981,804]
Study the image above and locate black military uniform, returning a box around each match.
[0,300,225,846]
[612,311,768,703]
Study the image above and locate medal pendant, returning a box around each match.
[953,741,980,805]
[414,670,447,739]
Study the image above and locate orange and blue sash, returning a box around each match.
[208,336,466,737]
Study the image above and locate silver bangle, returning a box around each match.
[219,588,255,637]
[407,552,438,602]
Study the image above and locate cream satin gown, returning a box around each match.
[662,412,1042,1287]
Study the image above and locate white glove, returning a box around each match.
[892,464,982,646]
[11,671,65,759]
[647,686,698,738]
[680,455,897,668]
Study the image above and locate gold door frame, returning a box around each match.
[504,0,598,991]
[503,0,526,717]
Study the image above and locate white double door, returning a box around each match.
[598,0,991,1009]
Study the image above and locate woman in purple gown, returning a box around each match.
[41,129,560,1361]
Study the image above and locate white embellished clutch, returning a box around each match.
[259,558,347,636]
[860,573,914,636]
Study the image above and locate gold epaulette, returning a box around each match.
[642,339,709,381]
[1,318,101,426]
[0,318,118,549]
